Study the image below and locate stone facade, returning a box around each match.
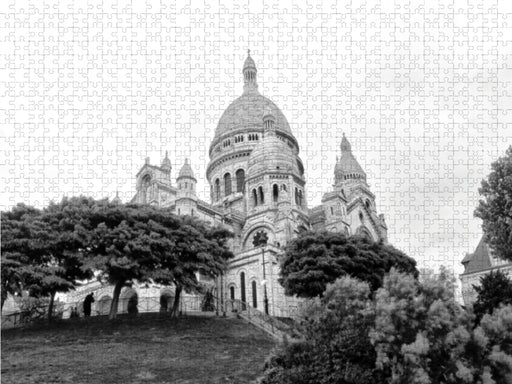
[126,52,388,316]
[460,237,512,306]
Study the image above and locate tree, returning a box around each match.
[371,268,512,384]
[261,276,383,384]
[1,204,43,309]
[263,269,512,384]
[85,203,173,319]
[1,199,94,321]
[151,215,234,317]
[279,231,418,298]
[475,146,512,262]
[473,270,512,323]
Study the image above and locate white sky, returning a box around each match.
[1,0,512,278]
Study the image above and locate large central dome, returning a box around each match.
[214,92,293,141]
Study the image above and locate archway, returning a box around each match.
[120,288,138,314]
[97,295,112,316]
[160,291,174,312]
[251,280,258,308]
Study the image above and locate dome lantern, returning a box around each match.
[243,50,258,93]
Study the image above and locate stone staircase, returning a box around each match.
[224,299,301,342]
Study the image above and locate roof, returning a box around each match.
[213,92,294,142]
[334,134,366,178]
[462,237,492,273]
[177,159,196,180]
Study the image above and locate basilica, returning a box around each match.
[129,52,389,317]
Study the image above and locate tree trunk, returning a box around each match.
[109,281,124,320]
[170,285,182,317]
[47,291,56,323]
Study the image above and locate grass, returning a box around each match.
[1,313,276,384]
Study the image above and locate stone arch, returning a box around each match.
[258,186,264,204]
[97,295,112,316]
[241,225,275,250]
[272,184,279,202]
[159,289,174,312]
[119,288,138,314]
[140,174,151,203]
[236,169,245,193]
[214,178,221,201]
[224,173,232,196]
[251,279,258,308]
[228,285,236,300]
[239,270,247,309]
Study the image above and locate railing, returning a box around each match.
[225,299,300,341]
[1,295,217,329]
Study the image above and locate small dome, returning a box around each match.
[335,134,366,180]
[178,159,196,180]
[243,52,256,72]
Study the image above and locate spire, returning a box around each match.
[243,50,258,93]
[161,150,171,171]
[340,133,352,153]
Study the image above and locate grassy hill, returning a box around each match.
[1,314,276,384]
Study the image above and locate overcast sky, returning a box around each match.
[1,0,512,278]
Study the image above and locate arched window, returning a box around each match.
[252,189,258,207]
[281,184,287,191]
[330,207,334,215]
[299,190,303,207]
[359,211,364,222]
[224,173,232,196]
[215,178,220,201]
[229,286,235,300]
[240,272,246,307]
[273,184,279,202]
[258,186,264,204]
[141,175,151,203]
[365,199,371,209]
[236,169,245,193]
[294,187,299,205]
[251,281,257,308]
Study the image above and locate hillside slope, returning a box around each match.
[1,314,276,384]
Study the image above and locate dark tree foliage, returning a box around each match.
[1,199,94,321]
[262,277,384,384]
[151,215,234,316]
[473,269,512,323]
[475,146,512,262]
[1,204,42,309]
[279,231,418,298]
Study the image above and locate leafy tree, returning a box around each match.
[1,199,94,321]
[85,203,173,319]
[1,204,42,309]
[473,270,512,324]
[371,268,512,384]
[263,269,512,384]
[473,305,512,383]
[475,146,512,262]
[279,231,418,298]
[262,276,383,384]
[151,215,234,317]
